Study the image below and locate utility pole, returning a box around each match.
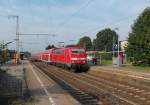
[117,35,120,67]
[113,35,115,65]
[8,15,56,61]
[8,15,20,64]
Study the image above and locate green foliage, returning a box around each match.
[92,39,96,50]
[101,52,112,60]
[0,49,13,64]
[95,28,118,51]
[126,7,150,66]
[77,36,92,50]
[101,60,112,65]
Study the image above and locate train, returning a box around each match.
[31,46,90,72]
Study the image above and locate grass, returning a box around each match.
[101,60,112,65]
[99,60,150,73]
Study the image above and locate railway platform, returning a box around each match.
[25,60,81,105]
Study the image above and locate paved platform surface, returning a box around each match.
[25,60,80,105]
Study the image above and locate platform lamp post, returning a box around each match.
[117,34,120,67]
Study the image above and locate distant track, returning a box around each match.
[32,61,150,105]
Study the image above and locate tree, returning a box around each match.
[126,7,150,66]
[92,39,97,50]
[95,28,118,51]
[45,44,55,50]
[77,36,92,50]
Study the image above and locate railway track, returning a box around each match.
[32,62,100,105]
[88,69,150,92]
[91,67,150,81]
[32,62,150,105]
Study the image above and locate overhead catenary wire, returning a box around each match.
[0,14,6,17]
[19,33,56,36]
[59,0,94,27]
[80,14,138,36]
[54,0,94,35]
[54,0,139,42]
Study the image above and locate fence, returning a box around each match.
[87,51,126,65]
[0,73,22,97]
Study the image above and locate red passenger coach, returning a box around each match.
[41,49,53,63]
[32,53,42,61]
[46,49,53,63]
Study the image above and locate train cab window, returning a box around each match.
[55,50,65,54]
[71,49,85,54]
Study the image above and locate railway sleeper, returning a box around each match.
[79,100,98,105]
[79,96,97,100]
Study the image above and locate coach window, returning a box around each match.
[71,49,85,54]
[55,50,58,54]
[60,50,65,54]
[55,50,65,54]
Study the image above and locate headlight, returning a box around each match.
[71,58,78,60]
[71,58,86,60]
[80,58,86,60]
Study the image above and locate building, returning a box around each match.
[120,40,128,51]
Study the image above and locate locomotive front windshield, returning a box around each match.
[71,49,85,54]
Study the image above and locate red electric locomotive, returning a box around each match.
[51,46,89,72]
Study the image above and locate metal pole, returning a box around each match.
[117,35,120,67]
[20,41,23,52]
[16,16,20,64]
[113,35,115,65]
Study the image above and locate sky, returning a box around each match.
[0,0,150,53]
